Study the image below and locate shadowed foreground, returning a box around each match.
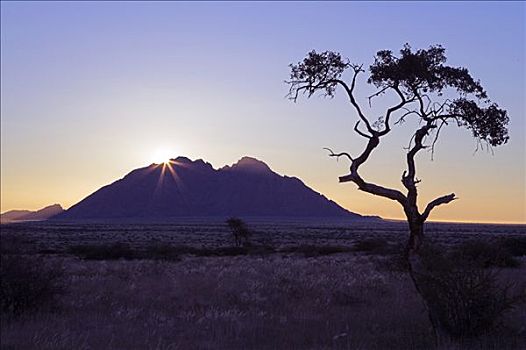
[1,221,525,349]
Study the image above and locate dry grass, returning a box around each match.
[1,221,525,349]
[2,254,435,349]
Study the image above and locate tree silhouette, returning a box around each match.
[226,217,250,247]
[287,44,509,344]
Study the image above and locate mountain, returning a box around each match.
[21,204,64,221]
[0,210,32,223]
[55,156,370,221]
[1,204,64,223]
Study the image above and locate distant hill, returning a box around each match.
[1,204,64,223]
[0,210,32,223]
[54,156,373,221]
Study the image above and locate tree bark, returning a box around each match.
[405,213,452,348]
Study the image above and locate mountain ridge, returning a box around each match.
[54,156,374,221]
[1,204,64,223]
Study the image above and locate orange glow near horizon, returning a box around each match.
[1,152,524,224]
[1,3,524,224]
[2,156,523,225]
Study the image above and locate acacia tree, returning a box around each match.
[287,44,509,342]
[226,217,250,247]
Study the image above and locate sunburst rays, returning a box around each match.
[153,160,188,198]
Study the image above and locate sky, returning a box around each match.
[1,1,525,224]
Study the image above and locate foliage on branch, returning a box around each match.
[288,44,513,345]
[287,44,509,148]
[287,50,351,100]
[286,43,510,223]
[449,99,509,146]
[369,44,487,99]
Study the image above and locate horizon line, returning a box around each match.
[382,217,526,226]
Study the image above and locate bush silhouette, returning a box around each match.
[415,245,525,339]
[287,45,511,344]
[226,217,251,247]
[1,254,65,317]
[500,236,526,257]
[451,240,520,268]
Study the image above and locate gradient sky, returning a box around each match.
[1,1,525,223]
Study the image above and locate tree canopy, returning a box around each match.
[287,44,509,147]
[287,44,511,345]
[287,44,510,232]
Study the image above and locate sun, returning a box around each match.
[152,148,173,164]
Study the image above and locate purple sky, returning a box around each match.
[1,1,524,223]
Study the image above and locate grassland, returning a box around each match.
[1,220,525,349]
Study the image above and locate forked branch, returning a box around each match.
[421,193,457,221]
[354,121,372,139]
[334,136,408,206]
[288,46,508,232]
[402,121,436,205]
[379,86,416,136]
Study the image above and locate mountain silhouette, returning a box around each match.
[1,204,64,223]
[55,156,370,220]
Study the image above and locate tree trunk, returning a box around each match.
[405,216,453,348]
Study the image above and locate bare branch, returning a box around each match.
[402,121,436,206]
[290,72,378,136]
[421,93,432,112]
[323,147,354,162]
[367,86,390,107]
[421,193,457,221]
[286,59,378,136]
[379,86,414,136]
[412,87,431,121]
[473,139,495,156]
[354,121,372,139]
[404,132,417,150]
[395,109,421,125]
[430,119,448,160]
[339,173,407,204]
[286,79,338,102]
[330,70,377,135]
[288,45,510,239]
[339,77,373,131]
[430,99,452,117]
[336,135,408,206]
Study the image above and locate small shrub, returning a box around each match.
[416,245,525,339]
[226,217,251,247]
[452,240,520,268]
[500,236,526,257]
[1,254,65,317]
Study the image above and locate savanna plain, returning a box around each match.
[1,220,525,350]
